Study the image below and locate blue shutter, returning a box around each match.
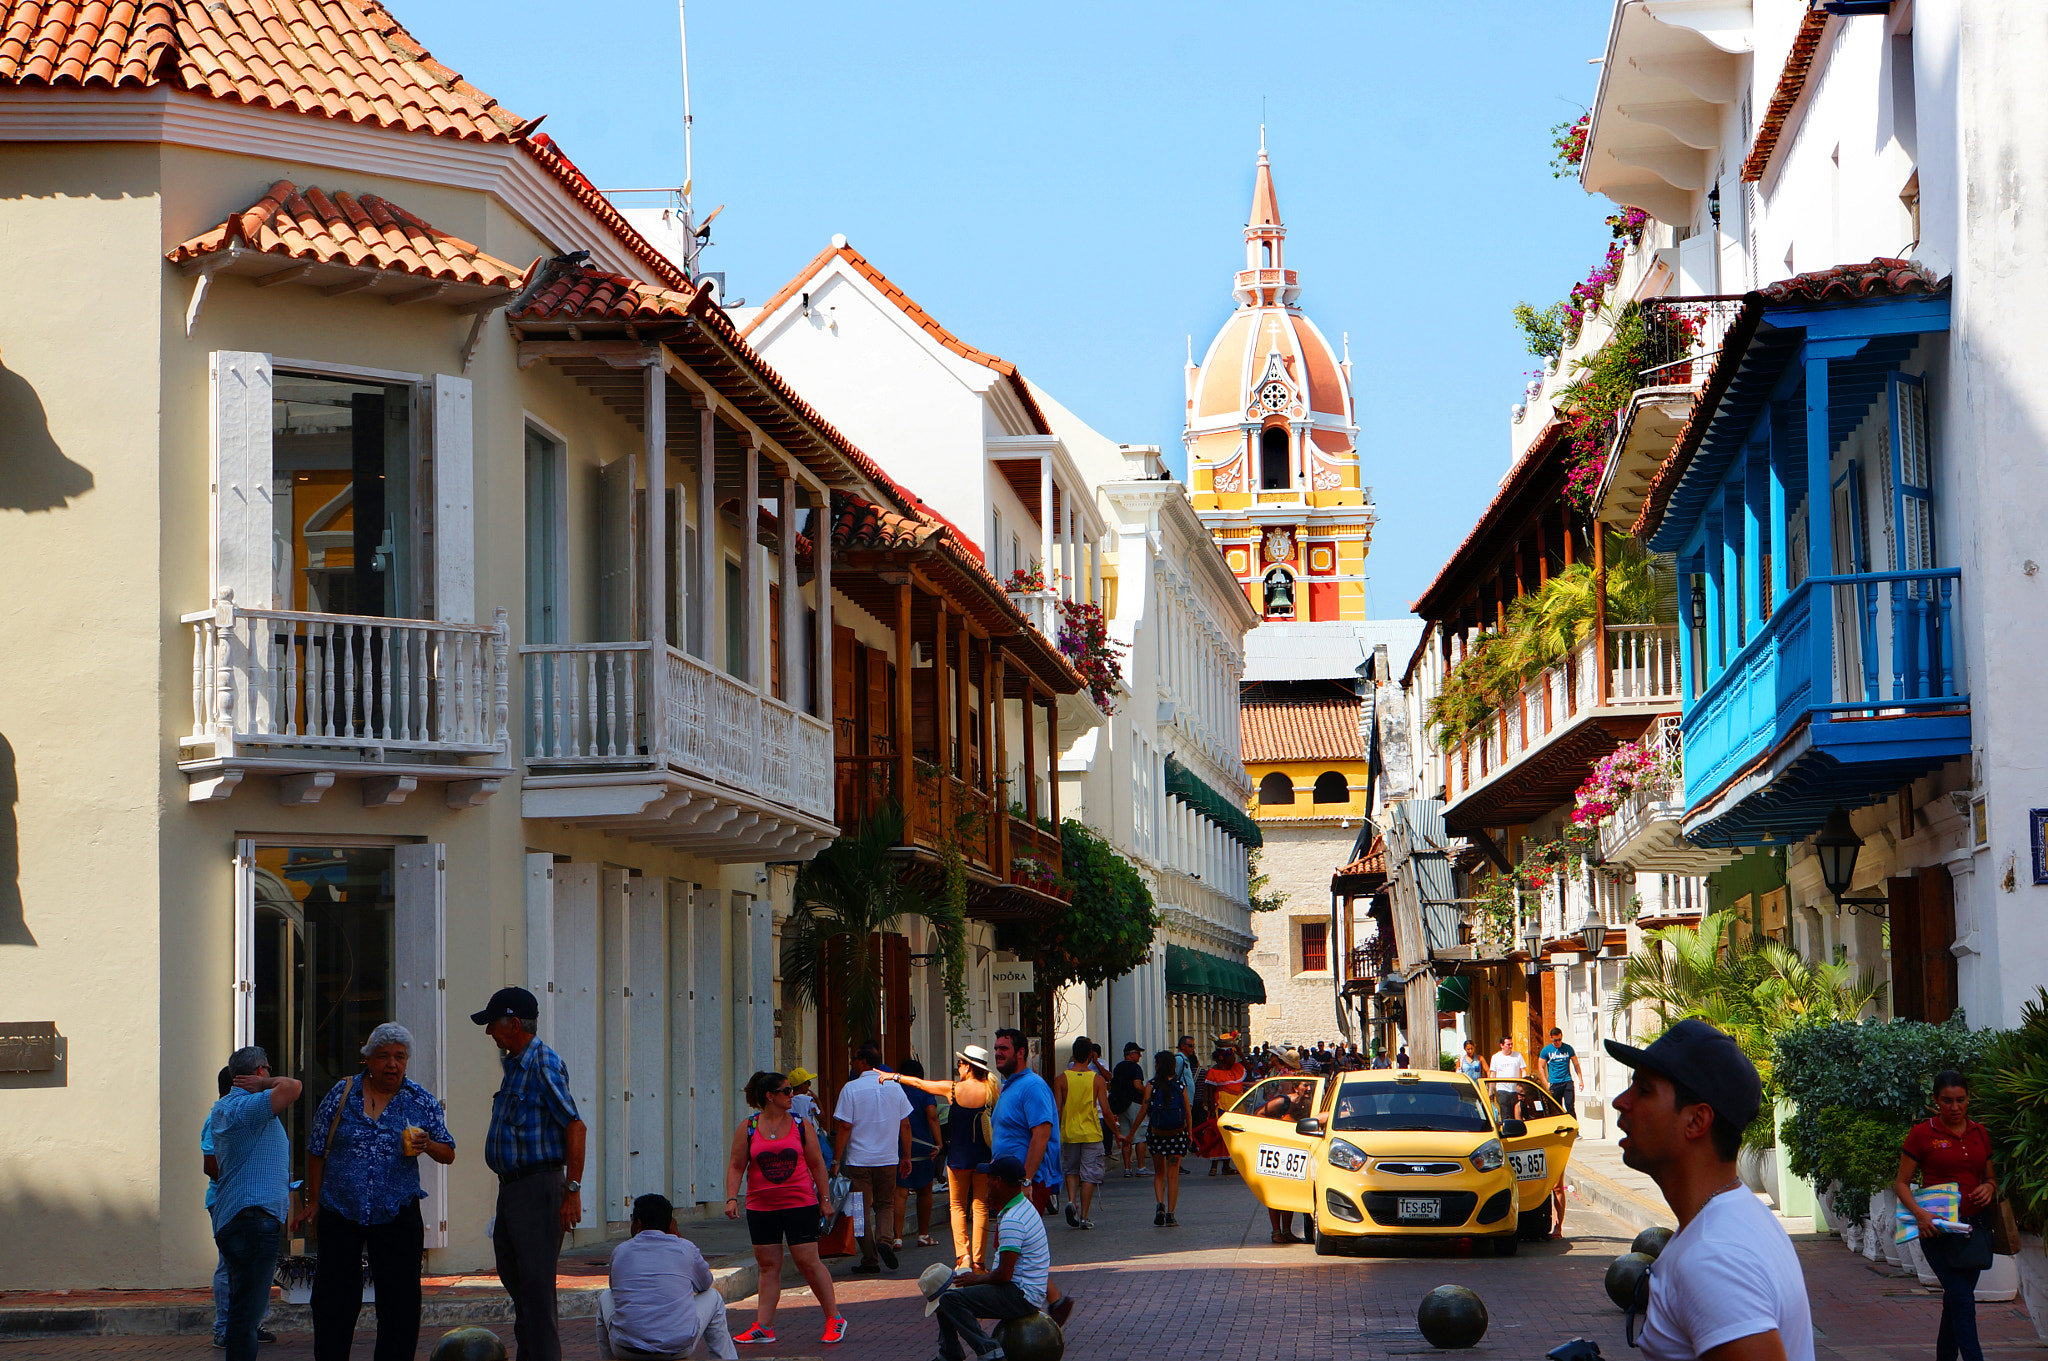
[1890,373,1933,572]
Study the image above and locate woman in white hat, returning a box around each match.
[883,1045,1001,1270]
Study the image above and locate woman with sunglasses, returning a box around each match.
[724,1071,845,1346]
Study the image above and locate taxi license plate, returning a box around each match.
[1397,1196,1440,1220]
[1255,1144,1311,1180]
[1509,1150,1547,1182]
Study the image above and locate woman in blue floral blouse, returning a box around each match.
[295,1023,455,1361]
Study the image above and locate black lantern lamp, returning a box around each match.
[1690,577,1707,631]
[1815,806,1889,917]
[1581,910,1609,956]
[1522,920,1544,980]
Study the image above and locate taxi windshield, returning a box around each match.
[1331,1084,1492,1133]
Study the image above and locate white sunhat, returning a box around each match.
[956,1044,993,1074]
[918,1262,956,1316]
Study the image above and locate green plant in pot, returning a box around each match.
[1971,987,2048,1236]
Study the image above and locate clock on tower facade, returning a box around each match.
[1184,135,1377,623]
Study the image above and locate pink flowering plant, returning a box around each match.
[1056,598,1126,713]
[1569,734,1679,826]
[1003,562,1047,594]
[1550,113,1590,178]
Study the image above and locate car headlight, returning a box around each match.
[1328,1138,1368,1171]
[1470,1138,1505,1173]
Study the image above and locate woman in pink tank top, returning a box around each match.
[724,1071,843,1345]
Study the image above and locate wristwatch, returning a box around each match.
[565,1180,581,1194]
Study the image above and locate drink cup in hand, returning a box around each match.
[403,1126,424,1157]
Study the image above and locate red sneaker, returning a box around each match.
[733,1325,775,1345]
[822,1316,849,1345]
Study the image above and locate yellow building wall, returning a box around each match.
[1245,758,1371,822]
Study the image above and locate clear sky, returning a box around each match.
[402,1,1619,613]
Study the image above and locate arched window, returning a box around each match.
[1262,241,1273,267]
[1259,426,1290,490]
[1258,771,1296,805]
[1313,771,1350,804]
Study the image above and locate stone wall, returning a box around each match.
[1247,820,1358,1046]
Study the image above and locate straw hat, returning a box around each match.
[956,1044,993,1074]
[918,1263,957,1316]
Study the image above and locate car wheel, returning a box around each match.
[1491,1233,1520,1257]
[1519,1200,1554,1241]
[1313,1214,1342,1256]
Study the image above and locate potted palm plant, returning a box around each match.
[1971,988,2048,1341]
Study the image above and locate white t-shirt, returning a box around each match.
[1488,1050,1526,1081]
[995,1193,1051,1308]
[608,1231,713,1355]
[831,1071,912,1167]
[790,1093,819,1127]
[1638,1185,1814,1361]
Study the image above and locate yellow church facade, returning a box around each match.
[1187,136,1376,623]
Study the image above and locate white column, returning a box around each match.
[814,485,832,721]
[1039,459,1055,591]
[645,361,666,652]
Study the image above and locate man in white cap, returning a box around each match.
[1607,1019,1813,1361]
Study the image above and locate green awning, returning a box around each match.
[1435,975,1470,1013]
[1164,944,1198,995]
[1164,945,1264,1003]
[1229,958,1268,1004]
[1162,755,1263,849]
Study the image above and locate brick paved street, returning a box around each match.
[5,1166,2038,1360]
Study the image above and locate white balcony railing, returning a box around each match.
[522,642,833,822]
[1445,625,1681,805]
[1011,589,1059,642]
[184,597,509,759]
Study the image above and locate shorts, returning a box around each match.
[1060,1140,1106,1185]
[1145,1127,1190,1159]
[1120,1102,1149,1139]
[745,1203,821,1247]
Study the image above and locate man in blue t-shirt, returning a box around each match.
[1540,1027,1584,1116]
[989,1029,1073,1329]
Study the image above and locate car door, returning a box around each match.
[1218,1077,1324,1213]
[1498,1079,1578,1211]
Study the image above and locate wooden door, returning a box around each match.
[1888,875,1924,1021]
[1915,866,1957,1023]
[882,933,912,1069]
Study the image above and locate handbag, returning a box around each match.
[1992,1198,2022,1257]
[1952,1217,1996,1272]
[817,1205,857,1258]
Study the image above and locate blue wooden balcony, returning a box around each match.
[1644,265,1965,848]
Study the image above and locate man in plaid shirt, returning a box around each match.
[475,987,586,1361]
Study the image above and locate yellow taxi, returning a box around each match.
[1219,1068,1577,1254]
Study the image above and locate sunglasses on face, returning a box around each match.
[771,1087,794,1096]
[1625,1262,1654,1348]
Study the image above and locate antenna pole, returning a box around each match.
[677,0,695,210]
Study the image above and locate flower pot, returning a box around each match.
[1816,1181,1842,1235]
[1738,1147,1767,1195]
[1905,1235,1937,1287]
[1760,1149,1781,1208]
[1865,1192,1892,1262]
[1977,1252,2019,1303]
[1843,1219,1864,1254]
[2016,1234,2048,1343]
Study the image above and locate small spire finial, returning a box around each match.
[1187,335,1194,365]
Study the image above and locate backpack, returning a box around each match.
[1148,1077,1186,1131]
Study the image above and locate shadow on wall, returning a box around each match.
[0,1186,164,1291]
[0,734,27,946]
[0,362,94,512]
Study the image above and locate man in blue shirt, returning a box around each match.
[1541,1027,1584,1117]
[209,1046,302,1361]
[476,986,586,1361]
[990,1029,1072,1329]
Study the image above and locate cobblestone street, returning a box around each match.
[6,1167,2038,1361]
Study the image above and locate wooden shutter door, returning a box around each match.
[430,375,474,623]
[1887,875,1924,1021]
[602,868,631,1223]
[395,845,448,1246]
[769,583,784,700]
[597,456,639,642]
[1916,865,1957,1024]
[553,865,602,1228]
[883,933,912,1069]
[690,889,726,1204]
[628,876,669,1201]
[866,652,892,754]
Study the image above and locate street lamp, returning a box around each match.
[1814,806,1889,917]
[1522,921,1543,981]
[1581,910,1609,956]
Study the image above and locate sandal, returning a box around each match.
[918,1234,939,1247]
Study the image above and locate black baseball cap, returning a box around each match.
[977,1155,1028,1184]
[1605,1018,1761,1130]
[471,986,540,1025]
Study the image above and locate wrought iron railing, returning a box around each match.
[1637,296,1745,389]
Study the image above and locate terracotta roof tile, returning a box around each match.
[1240,694,1364,763]
[165,178,525,288]
[830,491,941,554]
[1741,7,1831,184]
[1631,258,1944,539]
[0,1,691,290]
[739,240,1054,437]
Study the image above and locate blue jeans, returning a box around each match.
[215,1207,282,1361]
[213,1252,229,1341]
[1923,1230,1985,1361]
[933,1281,1038,1361]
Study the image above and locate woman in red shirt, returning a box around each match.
[1894,1069,2000,1361]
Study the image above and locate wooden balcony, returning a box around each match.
[178,597,513,804]
[1441,625,1681,834]
[1341,939,1396,995]
[520,641,837,862]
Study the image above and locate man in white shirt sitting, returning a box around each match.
[1487,1035,1527,1120]
[920,1156,1050,1361]
[597,1194,738,1360]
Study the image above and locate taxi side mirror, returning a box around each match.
[1501,1119,1529,1137]
[1294,1117,1325,1138]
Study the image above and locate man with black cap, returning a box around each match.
[1607,1019,1813,1361]
[475,986,587,1361]
[922,1155,1051,1361]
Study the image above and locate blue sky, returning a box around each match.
[404,1,1618,612]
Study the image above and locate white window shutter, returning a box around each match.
[553,865,601,1229]
[232,839,257,1048]
[525,854,556,1039]
[665,880,695,1204]
[395,844,449,1247]
[691,889,725,1203]
[627,877,669,1201]
[602,868,632,1222]
[212,353,274,609]
[433,375,475,624]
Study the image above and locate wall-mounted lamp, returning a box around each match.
[1581,911,1609,956]
[1690,577,1707,631]
[1708,182,1722,230]
[1522,921,1543,980]
[1815,806,1889,917]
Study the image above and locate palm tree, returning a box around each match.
[779,802,965,1049]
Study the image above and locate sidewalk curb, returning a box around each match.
[1567,1162,1677,1238]
[0,1264,761,1342]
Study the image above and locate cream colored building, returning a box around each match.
[0,0,1086,1290]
